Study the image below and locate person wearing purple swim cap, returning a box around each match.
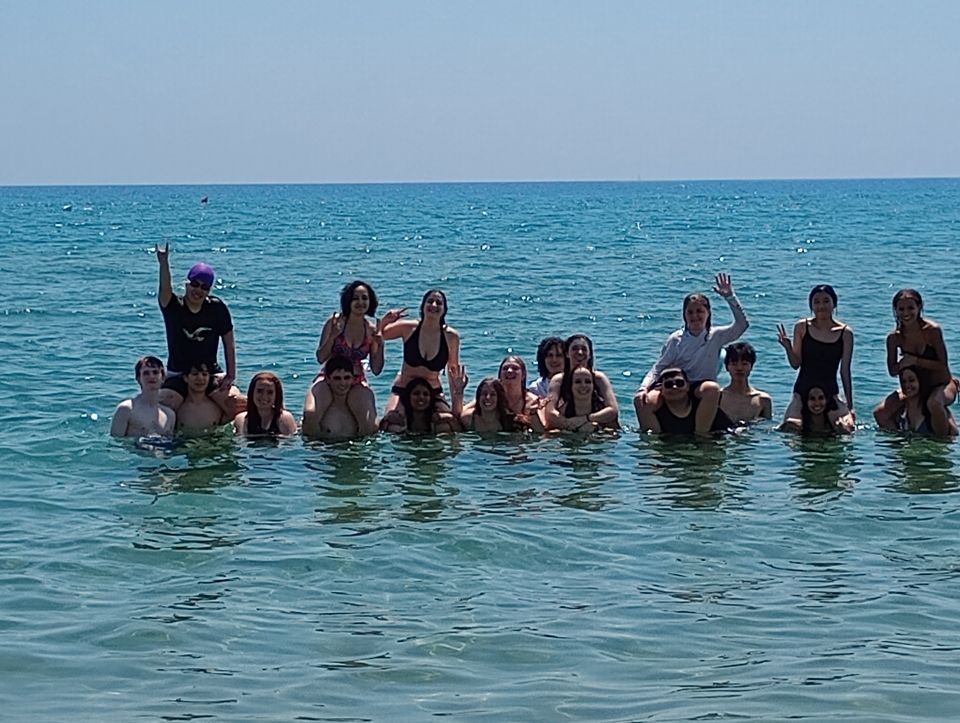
[155,242,239,415]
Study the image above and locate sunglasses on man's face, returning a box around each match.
[662,378,687,390]
[189,279,212,291]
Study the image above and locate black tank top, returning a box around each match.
[793,321,845,397]
[654,396,732,434]
[404,322,449,372]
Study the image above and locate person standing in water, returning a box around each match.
[110,356,176,437]
[719,342,773,423]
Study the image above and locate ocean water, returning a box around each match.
[2,179,960,721]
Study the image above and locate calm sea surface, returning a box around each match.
[2,180,960,721]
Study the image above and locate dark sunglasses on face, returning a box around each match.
[662,378,687,390]
[189,279,211,291]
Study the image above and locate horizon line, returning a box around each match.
[2,174,959,190]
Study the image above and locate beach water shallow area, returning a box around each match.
[3,180,960,720]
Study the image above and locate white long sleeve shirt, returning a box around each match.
[639,294,749,390]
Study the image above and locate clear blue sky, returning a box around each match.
[2,1,957,185]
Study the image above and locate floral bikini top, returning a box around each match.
[331,329,372,384]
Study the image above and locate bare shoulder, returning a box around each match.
[842,324,855,338]
[445,326,461,342]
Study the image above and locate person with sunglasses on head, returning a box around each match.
[637,368,731,436]
[155,242,239,416]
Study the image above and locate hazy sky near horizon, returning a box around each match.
[2,1,958,185]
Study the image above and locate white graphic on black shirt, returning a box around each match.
[183,326,213,342]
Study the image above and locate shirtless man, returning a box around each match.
[303,356,378,440]
[719,342,773,423]
[111,356,176,437]
[176,361,231,434]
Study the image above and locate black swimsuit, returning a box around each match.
[654,396,732,434]
[793,321,845,397]
[403,322,449,372]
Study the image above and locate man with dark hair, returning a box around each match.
[720,342,773,423]
[110,356,176,437]
[176,361,231,433]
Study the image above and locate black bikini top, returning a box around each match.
[404,322,449,372]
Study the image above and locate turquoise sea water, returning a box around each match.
[2,179,960,721]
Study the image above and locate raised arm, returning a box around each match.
[712,273,749,342]
[777,320,803,369]
[315,314,341,365]
[156,242,173,308]
[379,308,412,340]
[368,320,385,376]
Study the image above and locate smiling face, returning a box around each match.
[478,381,499,411]
[409,384,432,412]
[544,343,565,375]
[805,387,828,415]
[660,372,689,401]
[894,295,921,327]
[136,362,165,390]
[899,368,921,398]
[810,291,836,319]
[185,278,211,304]
[567,337,592,370]
[349,285,371,316]
[420,290,447,321]
[253,378,277,409]
[571,368,594,398]
[498,358,524,387]
[327,369,354,398]
[185,365,211,393]
[683,300,710,334]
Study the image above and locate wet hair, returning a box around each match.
[323,354,355,378]
[683,292,712,332]
[892,288,924,329]
[498,355,529,391]
[245,371,285,435]
[897,365,926,399]
[724,342,757,368]
[800,384,838,434]
[134,355,164,380]
[185,360,214,375]
[339,280,379,318]
[535,336,565,379]
[398,377,442,432]
[419,288,448,326]
[808,284,838,309]
[560,367,605,418]
[474,377,518,431]
[563,334,595,375]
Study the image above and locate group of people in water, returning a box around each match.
[110,244,959,440]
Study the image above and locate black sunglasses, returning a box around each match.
[189,279,212,291]
[662,378,687,390]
